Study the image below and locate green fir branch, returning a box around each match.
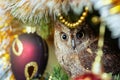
[113,74,120,80]
[45,65,69,80]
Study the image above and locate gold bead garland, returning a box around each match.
[58,7,89,29]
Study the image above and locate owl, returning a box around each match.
[54,21,120,78]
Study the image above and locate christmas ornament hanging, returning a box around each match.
[10,33,48,80]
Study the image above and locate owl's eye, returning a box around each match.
[61,32,68,40]
[76,31,84,39]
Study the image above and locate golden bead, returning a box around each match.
[78,20,82,23]
[65,21,68,25]
[58,13,61,16]
[61,19,65,23]
[85,7,89,11]
[69,23,72,27]
[73,23,76,27]
[67,23,70,26]
[91,16,100,25]
[59,16,63,20]
[76,22,79,26]
[80,16,85,20]
[82,12,87,17]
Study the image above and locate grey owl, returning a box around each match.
[54,21,120,78]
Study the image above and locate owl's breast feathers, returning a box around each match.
[78,39,120,75]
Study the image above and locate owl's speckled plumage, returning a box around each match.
[54,21,120,78]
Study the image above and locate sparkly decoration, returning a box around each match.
[91,16,100,25]
[58,7,89,28]
[25,62,38,80]
[10,33,48,80]
[12,38,23,56]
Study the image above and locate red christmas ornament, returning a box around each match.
[10,33,48,80]
[74,73,102,80]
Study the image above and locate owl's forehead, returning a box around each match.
[76,23,87,29]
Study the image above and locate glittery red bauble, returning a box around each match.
[74,73,101,80]
[10,33,48,80]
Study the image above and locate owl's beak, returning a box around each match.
[71,39,76,50]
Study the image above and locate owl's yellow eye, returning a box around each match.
[76,31,84,39]
[61,32,68,40]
